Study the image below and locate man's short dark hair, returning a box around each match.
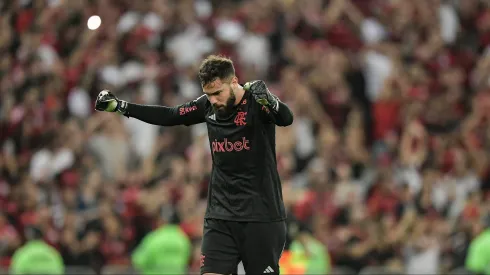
[198,55,235,86]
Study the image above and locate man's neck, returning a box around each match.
[234,85,245,106]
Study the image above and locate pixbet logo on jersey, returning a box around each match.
[212,137,250,153]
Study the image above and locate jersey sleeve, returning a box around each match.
[259,101,294,126]
[126,95,208,126]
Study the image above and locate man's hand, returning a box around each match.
[94,90,128,114]
[244,80,279,112]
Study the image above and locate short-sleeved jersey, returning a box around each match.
[177,89,286,222]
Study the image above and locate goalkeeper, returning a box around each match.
[95,55,294,275]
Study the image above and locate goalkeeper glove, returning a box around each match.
[94,90,128,114]
[244,80,279,112]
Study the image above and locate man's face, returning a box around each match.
[203,77,237,115]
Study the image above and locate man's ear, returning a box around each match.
[231,76,239,88]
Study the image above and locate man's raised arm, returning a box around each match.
[94,90,208,126]
[244,80,294,127]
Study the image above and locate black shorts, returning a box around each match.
[200,218,287,275]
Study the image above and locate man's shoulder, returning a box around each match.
[192,94,208,104]
[193,94,212,111]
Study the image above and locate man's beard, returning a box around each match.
[213,90,236,116]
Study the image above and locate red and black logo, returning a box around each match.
[234,112,247,126]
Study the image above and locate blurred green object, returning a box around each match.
[466,229,490,275]
[132,224,191,275]
[10,240,64,275]
[290,235,331,274]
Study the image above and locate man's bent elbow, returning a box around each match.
[284,114,294,126]
[278,113,294,127]
[270,102,294,126]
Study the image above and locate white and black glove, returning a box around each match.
[244,80,280,112]
[94,90,128,115]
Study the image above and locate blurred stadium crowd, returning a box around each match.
[1,0,490,274]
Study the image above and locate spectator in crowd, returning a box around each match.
[1,0,490,274]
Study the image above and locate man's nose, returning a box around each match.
[209,96,218,105]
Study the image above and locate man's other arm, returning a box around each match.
[260,101,294,127]
[245,80,293,126]
[126,95,208,126]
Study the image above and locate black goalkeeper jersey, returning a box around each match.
[125,88,293,222]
